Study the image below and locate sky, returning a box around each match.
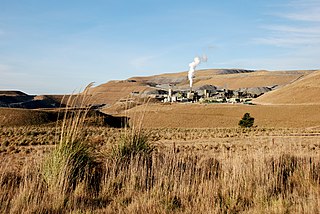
[0,0,320,94]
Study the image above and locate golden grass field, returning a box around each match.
[1,108,320,213]
[123,103,320,129]
[1,69,320,213]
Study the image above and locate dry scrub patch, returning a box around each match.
[1,149,319,213]
[0,125,319,213]
[1,126,320,169]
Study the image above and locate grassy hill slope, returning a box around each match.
[124,103,320,128]
[90,69,313,105]
[254,70,320,104]
[0,108,59,126]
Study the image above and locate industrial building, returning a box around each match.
[141,84,274,104]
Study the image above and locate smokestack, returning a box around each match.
[204,89,208,98]
[188,56,201,90]
[168,88,172,97]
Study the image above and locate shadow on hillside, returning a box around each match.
[0,108,129,128]
[90,110,129,128]
[104,114,129,128]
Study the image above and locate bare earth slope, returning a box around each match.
[254,70,320,104]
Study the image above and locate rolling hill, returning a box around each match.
[0,91,66,109]
[254,70,320,105]
[89,69,314,106]
[0,108,128,127]
[2,69,320,128]
[0,108,59,126]
[1,69,318,110]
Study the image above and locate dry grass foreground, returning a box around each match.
[1,124,320,212]
[0,84,320,213]
[1,150,319,213]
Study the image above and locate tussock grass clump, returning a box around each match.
[110,98,154,161]
[269,154,299,196]
[111,131,154,161]
[42,140,96,194]
[41,83,103,207]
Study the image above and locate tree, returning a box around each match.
[238,113,254,128]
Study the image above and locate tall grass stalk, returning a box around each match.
[1,150,319,213]
[42,83,101,204]
[111,96,154,160]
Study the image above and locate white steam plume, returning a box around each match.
[201,54,208,62]
[188,56,201,88]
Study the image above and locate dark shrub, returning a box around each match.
[238,113,254,128]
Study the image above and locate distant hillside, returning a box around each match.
[0,108,128,127]
[88,80,150,105]
[0,91,65,109]
[2,69,317,108]
[190,69,312,89]
[254,70,320,105]
[89,69,314,105]
[0,108,59,126]
[0,90,29,96]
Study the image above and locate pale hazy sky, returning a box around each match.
[1,0,319,94]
